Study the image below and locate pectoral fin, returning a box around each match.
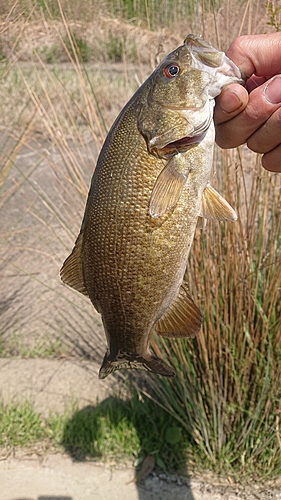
[154,283,202,338]
[149,157,189,218]
[60,232,88,296]
[196,216,207,230]
[200,184,237,221]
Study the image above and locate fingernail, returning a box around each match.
[219,89,243,113]
[264,76,281,104]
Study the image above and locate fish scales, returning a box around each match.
[61,35,244,378]
[84,102,191,332]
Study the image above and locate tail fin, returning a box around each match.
[99,351,176,379]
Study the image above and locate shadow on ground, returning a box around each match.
[61,395,195,500]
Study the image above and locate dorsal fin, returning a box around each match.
[154,282,202,338]
[200,184,237,221]
[60,232,88,296]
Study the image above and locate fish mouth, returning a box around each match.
[154,131,207,158]
[148,108,213,159]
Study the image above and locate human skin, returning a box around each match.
[214,33,281,172]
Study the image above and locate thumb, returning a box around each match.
[214,84,248,124]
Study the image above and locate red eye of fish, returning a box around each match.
[163,63,180,78]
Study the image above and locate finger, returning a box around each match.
[246,75,267,92]
[215,76,281,149]
[226,33,281,78]
[262,145,281,172]
[214,84,248,124]
[247,106,281,154]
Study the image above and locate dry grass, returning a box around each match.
[0,0,275,64]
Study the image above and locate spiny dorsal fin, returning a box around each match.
[149,157,189,218]
[200,184,237,221]
[60,232,88,296]
[154,282,202,338]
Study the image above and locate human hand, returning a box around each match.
[214,33,281,172]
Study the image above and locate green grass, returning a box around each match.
[0,400,46,447]
[2,0,200,29]
[61,392,190,471]
[63,32,92,63]
[41,43,60,64]
[0,0,271,68]
[0,394,191,473]
[0,399,71,451]
[0,333,64,358]
[267,1,281,31]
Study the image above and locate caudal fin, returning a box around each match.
[99,351,176,379]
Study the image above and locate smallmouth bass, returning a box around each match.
[61,35,244,379]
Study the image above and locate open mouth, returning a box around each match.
[156,131,207,158]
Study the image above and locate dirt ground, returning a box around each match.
[1,133,105,359]
[2,448,281,500]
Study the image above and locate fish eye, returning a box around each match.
[163,63,180,78]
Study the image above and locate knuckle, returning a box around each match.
[244,100,265,123]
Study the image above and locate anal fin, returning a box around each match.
[200,184,237,221]
[60,232,88,296]
[154,282,202,338]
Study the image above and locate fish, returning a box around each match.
[60,34,244,379]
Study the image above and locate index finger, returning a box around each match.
[226,33,281,78]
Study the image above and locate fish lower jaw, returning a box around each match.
[99,349,176,379]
